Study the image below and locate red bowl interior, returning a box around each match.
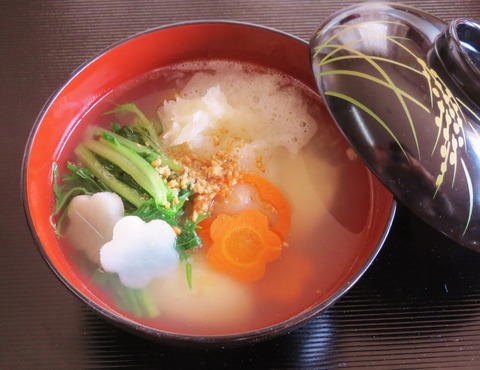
[23,22,395,344]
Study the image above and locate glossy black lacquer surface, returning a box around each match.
[3,1,480,368]
[311,2,480,250]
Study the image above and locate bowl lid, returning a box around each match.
[310,2,480,250]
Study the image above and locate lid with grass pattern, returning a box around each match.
[310,2,480,250]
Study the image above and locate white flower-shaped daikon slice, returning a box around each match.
[100,216,179,289]
[66,192,124,265]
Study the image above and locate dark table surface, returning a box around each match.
[3,0,480,368]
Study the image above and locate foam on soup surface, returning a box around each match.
[54,60,373,336]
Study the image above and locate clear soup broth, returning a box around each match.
[54,59,382,336]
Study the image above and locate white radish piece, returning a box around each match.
[65,192,124,265]
[100,216,179,289]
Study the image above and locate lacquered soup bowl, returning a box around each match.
[22,22,395,346]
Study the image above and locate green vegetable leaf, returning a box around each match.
[75,145,146,208]
[176,212,209,252]
[52,103,206,291]
[83,135,168,207]
[105,103,162,152]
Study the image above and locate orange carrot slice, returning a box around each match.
[196,215,213,247]
[198,173,291,249]
[239,173,291,240]
[206,209,283,283]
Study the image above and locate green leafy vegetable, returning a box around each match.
[74,145,146,208]
[52,103,208,301]
[83,134,168,206]
[105,103,162,150]
[93,128,181,172]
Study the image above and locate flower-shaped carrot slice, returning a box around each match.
[197,173,290,249]
[239,173,291,240]
[206,209,283,283]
